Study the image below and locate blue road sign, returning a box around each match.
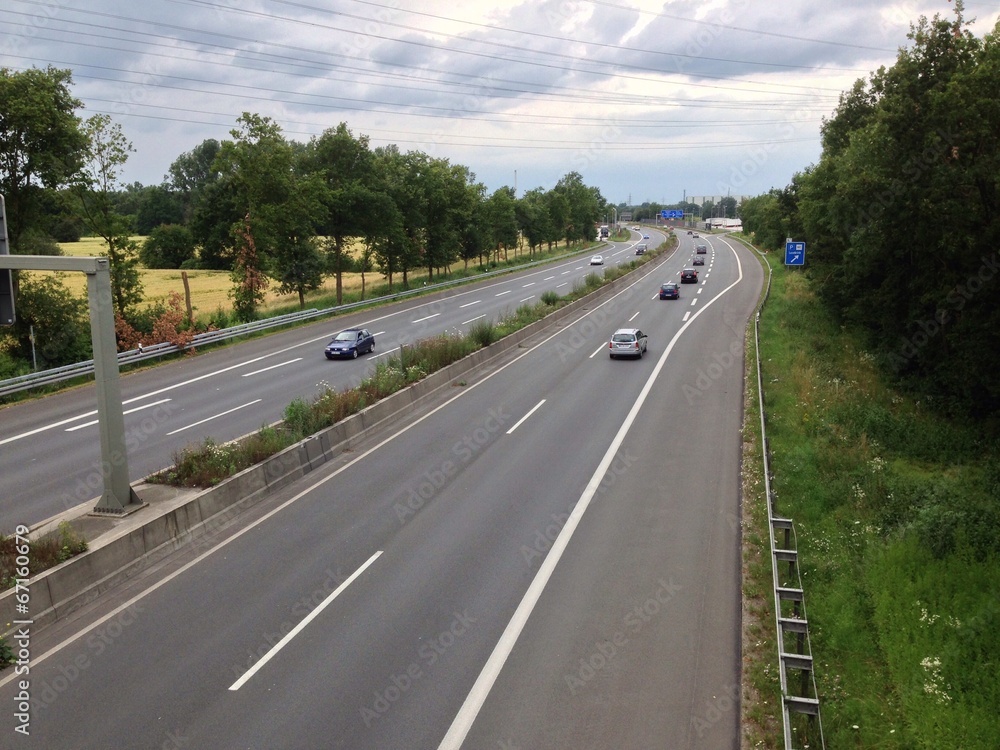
[785,241,805,266]
[660,209,683,219]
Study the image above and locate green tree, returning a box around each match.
[215,113,325,318]
[483,187,518,264]
[516,188,553,255]
[0,67,86,247]
[72,114,144,320]
[140,224,196,269]
[544,190,569,250]
[135,185,185,234]
[553,172,602,244]
[373,145,424,288]
[300,123,376,305]
[168,139,221,223]
[786,1,1000,416]
[9,275,91,368]
[275,235,326,308]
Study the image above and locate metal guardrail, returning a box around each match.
[0,250,601,398]
[745,238,825,750]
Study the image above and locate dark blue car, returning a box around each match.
[325,328,375,359]
[659,282,679,299]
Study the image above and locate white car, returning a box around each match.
[590,255,604,265]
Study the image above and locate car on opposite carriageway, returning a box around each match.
[325,328,375,359]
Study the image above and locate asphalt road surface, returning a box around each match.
[0,231,762,750]
[0,230,659,530]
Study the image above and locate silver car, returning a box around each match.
[609,328,648,359]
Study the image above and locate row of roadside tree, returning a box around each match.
[739,5,1000,420]
[0,66,612,374]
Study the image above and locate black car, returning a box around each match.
[325,328,375,359]
[692,256,705,266]
[659,282,679,299]
[680,268,699,284]
[696,244,707,254]
[635,244,647,255]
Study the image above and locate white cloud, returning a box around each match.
[1,0,996,204]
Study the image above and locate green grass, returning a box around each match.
[740,237,1000,749]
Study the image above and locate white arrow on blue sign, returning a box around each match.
[784,241,805,266]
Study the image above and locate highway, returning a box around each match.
[1,230,660,531]
[0,230,762,749]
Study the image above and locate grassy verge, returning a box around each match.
[0,522,89,667]
[739,254,783,748]
[739,235,1000,748]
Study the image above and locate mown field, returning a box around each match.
[740,235,1000,749]
[39,237,367,322]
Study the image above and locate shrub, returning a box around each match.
[50,216,83,243]
[468,319,499,347]
[139,224,196,269]
[541,290,560,305]
[0,521,89,590]
[15,229,63,256]
[9,275,91,367]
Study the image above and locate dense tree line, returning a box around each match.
[740,4,1000,419]
[0,66,613,372]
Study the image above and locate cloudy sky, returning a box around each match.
[2,0,997,208]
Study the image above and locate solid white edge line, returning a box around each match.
[0,251,674,691]
[228,550,383,691]
[505,400,546,435]
[0,257,684,691]
[435,238,746,750]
